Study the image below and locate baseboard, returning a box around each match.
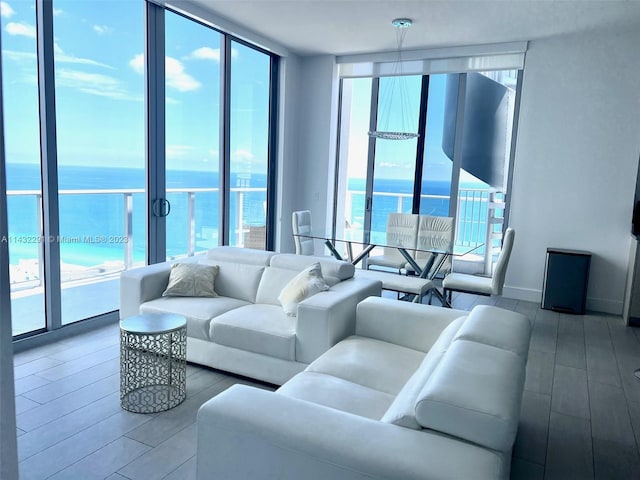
[502,286,541,303]
[502,286,623,316]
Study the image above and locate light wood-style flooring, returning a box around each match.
[12,293,640,479]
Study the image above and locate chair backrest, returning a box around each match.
[292,210,314,255]
[384,213,419,257]
[491,227,515,295]
[415,215,455,276]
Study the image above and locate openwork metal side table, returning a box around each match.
[120,313,187,413]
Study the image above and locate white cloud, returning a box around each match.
[93,24,113,35]
[53,8,63,16]
[54,43,114,69]
[129,53,143,74]
[166,56,200,92]
[2,49,36,62]
[185,46,239,62]
[56,69,141,101]
[1,1,15,18]
[6,22,36,38]
[186,47,220,62]
[130,53,200,92]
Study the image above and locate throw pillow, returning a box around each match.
[162,263,219,297]
[277,262,330,316]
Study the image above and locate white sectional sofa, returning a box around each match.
[196,296,532,479]
[119,247,382,385]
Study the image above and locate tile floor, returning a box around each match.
[11,292,640,479]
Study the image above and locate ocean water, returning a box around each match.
[5,163,487,267]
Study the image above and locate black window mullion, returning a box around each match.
[412,75,430,214]
[220,35,231,246]
[145,2,166,264]
[265,56,279,251]
[36,0,62,330]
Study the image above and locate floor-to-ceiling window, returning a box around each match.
[164,11,220,258]
[0,1,278,340]
[2,0,46,335]
[335,66,521,273]
[228,40,272,249]
[53,0,145,325]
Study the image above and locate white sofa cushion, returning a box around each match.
[198,259,264,303]
[414,340,526,453]
[306,336,424,395]
[206,246,275,266]
[277,371,395,420]
[140,296,249,341]
[255,267,299,306]
[380,316,467,429]
[211,304,297,361]
[453,305,532,358]
[277,263,330,316]
[270,253,355,282]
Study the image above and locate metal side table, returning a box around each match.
[120,313,187,413]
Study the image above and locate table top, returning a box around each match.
[294,231,483,257]
[120,313,187,335]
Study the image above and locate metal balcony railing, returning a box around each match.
[6,185,497,291]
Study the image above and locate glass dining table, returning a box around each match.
[293,231,483,306]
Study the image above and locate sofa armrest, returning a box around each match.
[355,296,468,352]
[119,261,173,319]
[295,277,382,364]
[196,385,505,480]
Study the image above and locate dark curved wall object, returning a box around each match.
[442,73,509,189]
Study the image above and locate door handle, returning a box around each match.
[152,198,171,217]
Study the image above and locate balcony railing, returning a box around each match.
[7,185,497,291]
[6,186,267,291]
[344,187,499,259]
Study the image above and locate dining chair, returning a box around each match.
[292,210,314,255]
[406,215,454,278]
[366,212,419,273]
[442,227,515,303]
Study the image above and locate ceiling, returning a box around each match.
[185,0,640,56]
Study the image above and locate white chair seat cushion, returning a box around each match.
[355,270,432,296]
[415,340,526,452]
[211,304,297,361]
[306,336,424,395]
[277,371,395,420]
[140,296,249,341]
[366,254,408,270]
[443,272,493,295]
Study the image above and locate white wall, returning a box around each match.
[290,24,640,314]
[507,24,640,314]
[278,55,339,254]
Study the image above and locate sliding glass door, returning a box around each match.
[0,1,278,340]
[164,11,221,259]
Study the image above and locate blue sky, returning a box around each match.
[1,0,270,173]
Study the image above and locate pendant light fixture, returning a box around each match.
[368,18,419,141]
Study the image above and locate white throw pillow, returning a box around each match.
[162,263,219,297]
[277,262,330,316]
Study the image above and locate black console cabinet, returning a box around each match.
[541,248,591,314]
